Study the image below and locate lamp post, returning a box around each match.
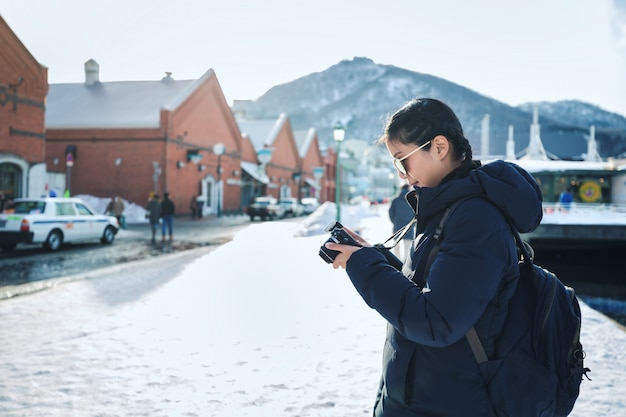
[213,143,225,217]
[333,124,345,222]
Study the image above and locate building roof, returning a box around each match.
[293,128,316,158]
[236,114,287,150]
[45,70,214,129]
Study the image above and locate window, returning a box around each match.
[12,201,46,214]
[75,203,93,215]
[56,202,76,216]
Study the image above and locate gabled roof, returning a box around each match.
[236,113,287,150]
[293,128,317,158]
[45,70,215,129]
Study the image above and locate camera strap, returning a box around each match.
[378,217,417,249]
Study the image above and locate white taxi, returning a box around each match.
[0,197,119,252]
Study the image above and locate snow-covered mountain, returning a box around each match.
[235,57,626,159]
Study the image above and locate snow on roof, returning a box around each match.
[236,116,284,150]
[293,128,317,158]
[44,70,215,129]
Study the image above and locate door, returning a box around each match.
[201,175,217,216]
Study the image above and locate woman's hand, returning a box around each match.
[325,227,371,270]
[324,242,362,269]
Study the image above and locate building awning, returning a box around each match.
[303,178,318,188]
[241,161,269,184]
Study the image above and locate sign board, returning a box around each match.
[66,153,74,167]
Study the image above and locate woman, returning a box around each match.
[325,98,543,416]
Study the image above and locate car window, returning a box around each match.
[75,203,94,215]
[12,201,46,214]
[56,202,77,216]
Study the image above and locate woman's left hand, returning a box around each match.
[325,242,362,269]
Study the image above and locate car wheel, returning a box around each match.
[101,226,116,244]
[44,230,62,251]
[1,243,17,252]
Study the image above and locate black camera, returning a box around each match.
[319,221,361,264]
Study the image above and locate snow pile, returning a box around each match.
[75,194,148,223]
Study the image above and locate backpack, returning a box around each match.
[426,200,590,417]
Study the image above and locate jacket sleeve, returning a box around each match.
[346,199,514,347]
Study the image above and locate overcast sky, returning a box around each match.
[2,0,625,117]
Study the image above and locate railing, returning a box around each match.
[541,203,626,225]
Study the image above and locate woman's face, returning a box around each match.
[386,136,452,188]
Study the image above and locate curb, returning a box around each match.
[0,243,222,301]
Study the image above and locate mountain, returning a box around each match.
[236,57,626,159]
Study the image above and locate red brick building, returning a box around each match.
[45,61,244,216]
[0,16,48,202]
[3,15,334,216]
[294,128,325,201]
[236,114,305,200]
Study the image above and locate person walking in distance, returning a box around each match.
[106,196,125,227]
[190,195,198,219]
[146,194,161,244]
[161,192,175,242]
[388,183,415,260]
[559,187,574,211]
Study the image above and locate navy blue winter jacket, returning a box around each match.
[345,161,543,417]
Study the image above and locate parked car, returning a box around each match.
[300,197,320,215]
[278,197,304,217]
[246,196,287,221]
[0,197,119,252]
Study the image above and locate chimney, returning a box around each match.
[84,59,100,85]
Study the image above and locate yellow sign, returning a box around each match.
[578,181,602,203]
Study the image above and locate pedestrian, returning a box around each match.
[160,192,175,242]
[105,196,125,226]
[190,195,198,219]
[388,183,415,260]
[145,194,161,244]
[559,187,574,211]
[324,98,543,416]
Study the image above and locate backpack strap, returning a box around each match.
[466,327,488,364]
[423,198,508,366]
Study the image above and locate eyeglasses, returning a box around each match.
[392,141,431,175]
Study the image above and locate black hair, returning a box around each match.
[378,98,481,175]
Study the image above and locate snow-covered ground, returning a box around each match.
[1,202,624,416]
[76,194,148,223]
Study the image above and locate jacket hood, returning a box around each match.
[410,160,543,233]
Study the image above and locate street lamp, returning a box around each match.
[213,143,225,217]
[333,124,345,222]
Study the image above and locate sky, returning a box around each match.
[1,200,625,415]
[2,0,626,117]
